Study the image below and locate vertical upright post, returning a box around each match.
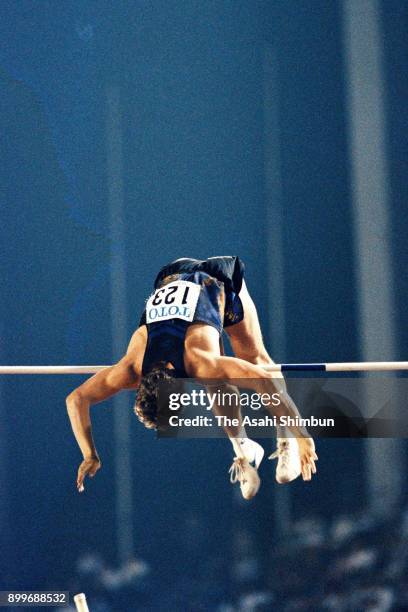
[106,84,134,562]
[263,44,291,533]
[342,0,402,516]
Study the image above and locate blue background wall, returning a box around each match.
[0,0,407,608]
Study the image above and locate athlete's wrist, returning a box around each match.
[83,451,99,461]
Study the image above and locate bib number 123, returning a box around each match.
[145,280,201,324]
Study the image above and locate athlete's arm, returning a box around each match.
[66,327,146,492]
[193,354,303,426]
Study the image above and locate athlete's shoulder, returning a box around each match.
[126,325,147,356]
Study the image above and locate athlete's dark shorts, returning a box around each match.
[140,256,245,329]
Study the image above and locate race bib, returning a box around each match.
[145,280,201,324]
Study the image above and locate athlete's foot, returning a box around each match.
[228,457,261,500]
[269,437,301,484]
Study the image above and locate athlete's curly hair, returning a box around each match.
[134,362,177,430]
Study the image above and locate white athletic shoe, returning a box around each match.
[269,438,301,484]
[229,457,261,500]
[237,438,265,469]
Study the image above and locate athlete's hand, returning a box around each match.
[77,455,101,492]
[297,437,318,481]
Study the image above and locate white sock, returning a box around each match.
[276,425,286,440]
[230,426,250,459]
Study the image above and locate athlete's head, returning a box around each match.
[134,362,177,430]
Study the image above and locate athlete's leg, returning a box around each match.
[206,380,264,498]
[225,280,274,367]
[226,281,304,484]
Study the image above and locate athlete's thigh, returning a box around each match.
[226,281,272,365]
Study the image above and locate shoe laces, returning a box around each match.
[228,457,247,484]
[268,439,290,464]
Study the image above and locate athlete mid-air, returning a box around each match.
[66,256,317,500]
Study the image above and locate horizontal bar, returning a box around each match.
[264,361,408,372]
[280,364,326,372]
[0,366,109,375]
[0,361,407,374]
